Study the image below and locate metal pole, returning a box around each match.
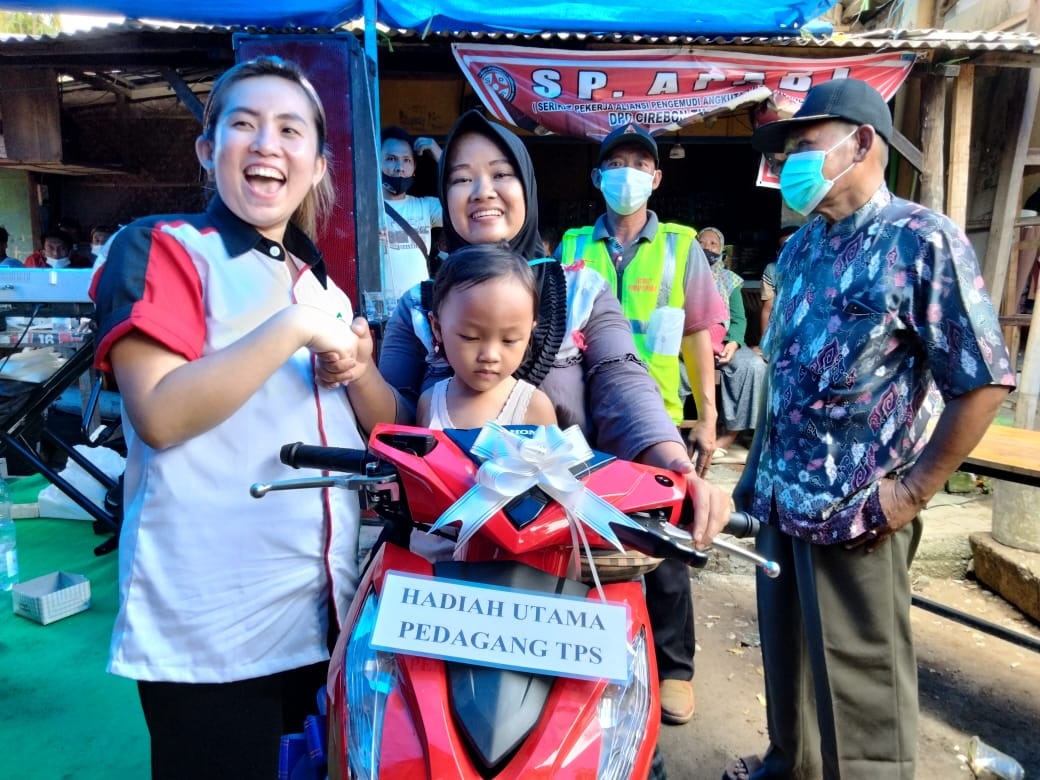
[364,0,387,295]
[912,594,1040,654]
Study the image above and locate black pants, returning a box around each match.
[645,557,695,680]
[138,661,328,780]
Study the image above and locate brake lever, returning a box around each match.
[250,473,393,498]
[710,537,781,578]
[613,513,781,578]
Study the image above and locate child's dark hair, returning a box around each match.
[430,241,538,316]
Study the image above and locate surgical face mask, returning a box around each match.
[597,167,655,216]
[382,173,414,197]
[779,128,858,216]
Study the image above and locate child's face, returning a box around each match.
[431,275,535,393]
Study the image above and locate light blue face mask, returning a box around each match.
[597,167,655,216]
[779,128,859,216]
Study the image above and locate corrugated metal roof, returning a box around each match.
[4,19,1038,56]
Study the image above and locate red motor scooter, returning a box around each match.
[251,422,778,780]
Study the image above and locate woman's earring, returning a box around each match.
[433,341,441,356]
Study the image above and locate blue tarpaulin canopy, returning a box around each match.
[7,0,838,35]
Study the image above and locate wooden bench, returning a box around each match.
[962,423,1040,488]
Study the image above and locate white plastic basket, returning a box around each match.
[12,571,91,625]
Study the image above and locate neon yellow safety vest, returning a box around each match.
[559,224,695,423]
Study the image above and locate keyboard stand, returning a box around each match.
[0,333,121,555]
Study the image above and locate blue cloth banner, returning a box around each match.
[22,0,838,36]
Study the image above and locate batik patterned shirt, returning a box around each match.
[750,185,1015,544]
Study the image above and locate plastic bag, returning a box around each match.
[37,445,125,521]
[968,736,1025,780]
[0,347,67,383]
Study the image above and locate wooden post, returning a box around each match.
[1018,291,1040,430]
[919,73,946,213]
[946,65,973,229]
[981,68,1038,308]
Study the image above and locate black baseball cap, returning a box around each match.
[597,123,659,166]
[751,78,894,154]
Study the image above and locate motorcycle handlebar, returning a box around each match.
[280,442,372,473]
[723,511,759,539]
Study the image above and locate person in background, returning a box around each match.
[91,224,116,252]
[90,56,395,780]
[757,223,799,349]
[723,78,1015,780]
[380,126,443,300]
[24,229,72,268]
[0,226,23,267]
[89,224,119,267]
[556,122,728,725]
[696,227,766,464]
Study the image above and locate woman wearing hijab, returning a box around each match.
[376,109,730,546]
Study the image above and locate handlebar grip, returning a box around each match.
[723,511,760,539]
[280,442,371,473]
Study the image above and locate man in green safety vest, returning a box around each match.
[556,123,727,726]
[557,123,726,470]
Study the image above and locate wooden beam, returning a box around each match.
[890,129,924,172]
[66,69,132,100]
[1019,295,1040,429]
[1014,0,1040,430]
[991,11,1029,31]
[970,52,1040,69]
[160,66,205,124]
[982,69,1038,298]
[946,64,974,228]
[919,74,946,212]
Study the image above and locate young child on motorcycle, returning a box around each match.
[411,242,557,563]
[416,242,557,429]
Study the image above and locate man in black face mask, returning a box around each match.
[380,127,443,301]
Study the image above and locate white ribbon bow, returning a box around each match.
[428,422,643,551]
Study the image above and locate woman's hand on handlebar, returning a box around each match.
[648,445,732,549]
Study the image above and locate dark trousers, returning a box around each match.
[645,557,695,680]
[754,518,921,780]
[138,661,328,780]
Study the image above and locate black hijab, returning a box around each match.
[437,110,544,261]
[434,110,565,386]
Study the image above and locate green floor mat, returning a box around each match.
[0,515,148,778]
[8,473,50,506]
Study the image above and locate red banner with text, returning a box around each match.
[453,44,915,186]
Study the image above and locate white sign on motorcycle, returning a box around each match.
[371,571,631,682]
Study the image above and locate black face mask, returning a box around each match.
[382,174,414,197]
[703,249,723,266]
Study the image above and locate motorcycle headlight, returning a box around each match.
[596,627,652,780]
[346,592,399,780]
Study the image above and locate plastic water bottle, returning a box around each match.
[0,479,18,591]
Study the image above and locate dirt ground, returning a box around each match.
[656,569,1040,779]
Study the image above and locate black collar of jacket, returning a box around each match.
[206,196,328,288]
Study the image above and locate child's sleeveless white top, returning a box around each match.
[427,377,536,429]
